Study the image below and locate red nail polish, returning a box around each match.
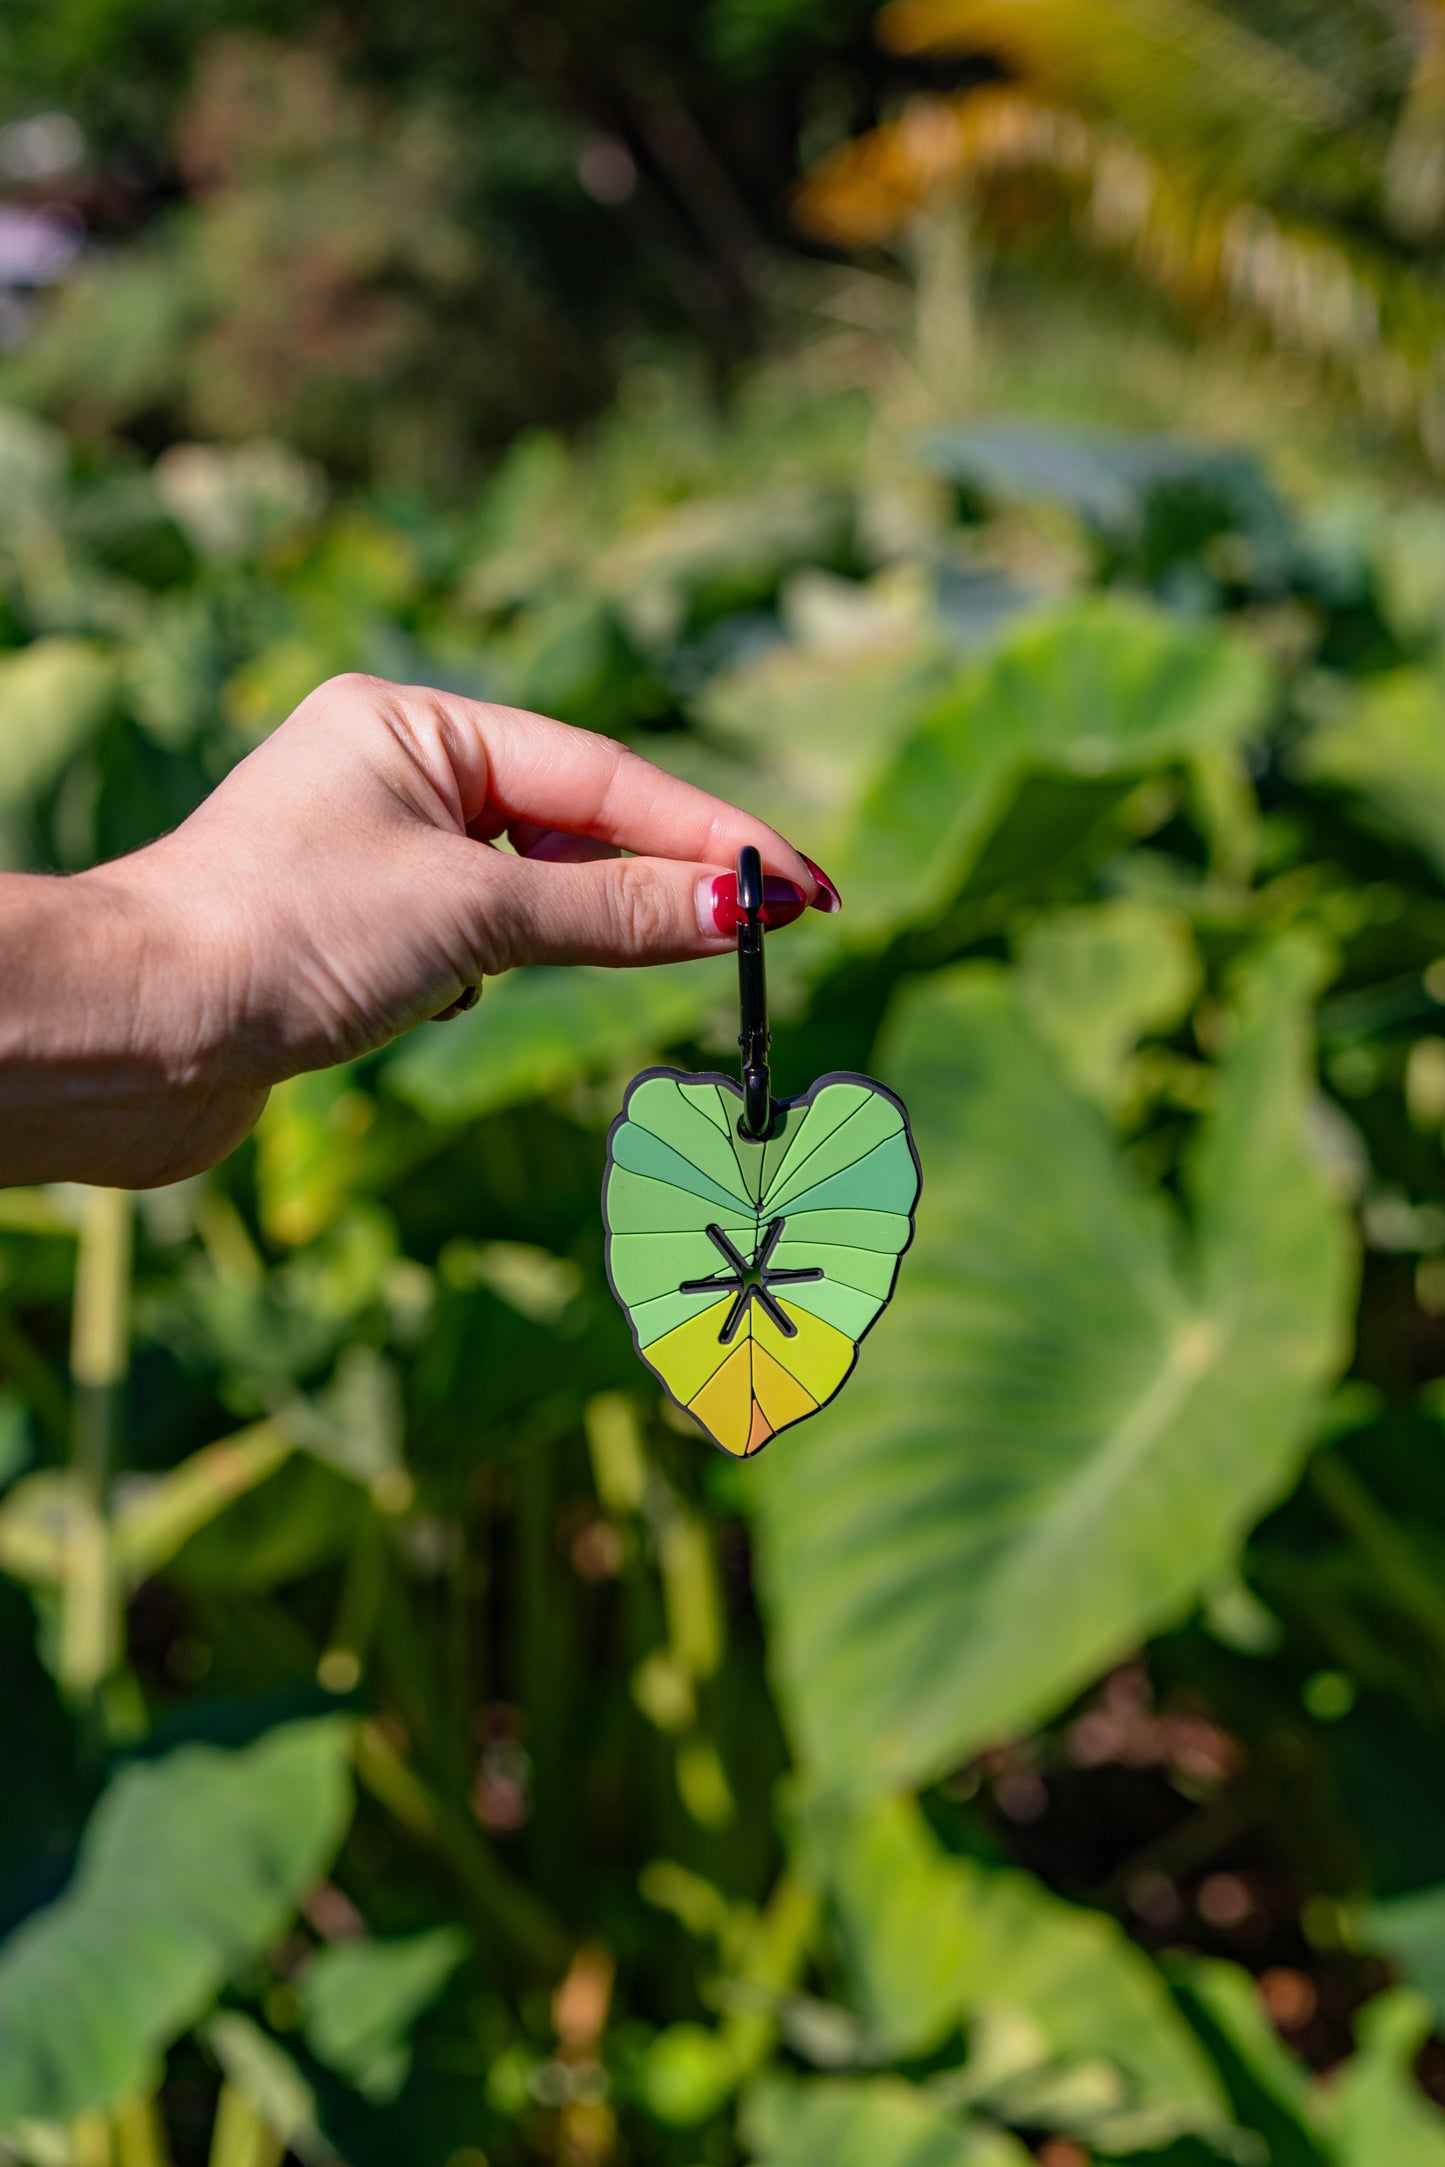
[710,873,808,933]
[800,854,842,913]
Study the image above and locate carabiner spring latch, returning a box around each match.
[735,844,773,1141]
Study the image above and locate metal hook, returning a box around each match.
[735,844,773,1140]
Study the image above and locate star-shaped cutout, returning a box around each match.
[679,1218,823,1344]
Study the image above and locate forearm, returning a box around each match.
[0,867,261,1189]
[0,677,832,1189]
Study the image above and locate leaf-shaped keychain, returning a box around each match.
[603,848,920,1457]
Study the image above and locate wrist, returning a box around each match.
[0,860,263,1187]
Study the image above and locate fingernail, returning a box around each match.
[700,873,809,936]
[800,854,842,913]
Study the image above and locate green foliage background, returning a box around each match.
[7,5,1445,2165]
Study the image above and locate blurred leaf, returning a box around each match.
[0,408,67,537]
[676,605,953,867]
[743,2073,1032,2166]
[254,1070,373,1248]
[755,942,1353,1794]
[918,423,1291,565]
[1365,1886,1445,2033]
[167,1452,364,1593]
[299,1928,467,2106]
[0,642,115,810]
[0,1720,353,2125]
[0,1393,30,1493]
[816,1797,1228,2146]
[385,962,720,1123]
[1295,671,1445,882]
[1016,899,1200,1108]
[1163,1955,1327,2167]
[153,440,325,564]
[1323,1990,1445,2166]
[843,597,1271,935]
[593,481,852,646]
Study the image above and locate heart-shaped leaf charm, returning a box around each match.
[603,1069,920,1457]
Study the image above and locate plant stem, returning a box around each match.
[71,2115,111,2167]
[113,2090,174,2167]
[207,2082,282,2167]
[355,1717,570,1973]
[62,1186,132,1703]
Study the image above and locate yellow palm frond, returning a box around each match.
[1385,0,1445,240]
[877,0,1354,191]
[796,85,1442,458]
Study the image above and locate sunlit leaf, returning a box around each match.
[1016,898,1200,1109]
[839,596,1270,934]
[1295,670,1445,883]
[1163,1955,1327,2167]
[754,941,1353,1794]
[0,1721,353,2125]
[1324,1991,1445,2166]
[0,642,115,812]
[743,2073,1032,2167]
[814,1797,1229,2149]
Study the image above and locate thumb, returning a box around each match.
[446,844,817,972]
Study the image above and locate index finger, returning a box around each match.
[386,684,819,894]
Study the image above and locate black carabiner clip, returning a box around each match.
[735,844,773,1140]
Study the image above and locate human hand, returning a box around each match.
[0,676,839,1187]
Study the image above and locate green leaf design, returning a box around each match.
[0,1720,353,2125]
[603,1068,920,1457]
[753,942,1354,1793]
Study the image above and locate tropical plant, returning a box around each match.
[6,339,1445,2167]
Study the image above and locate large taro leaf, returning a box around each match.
[837,595,1271,936]
[814,1798,1229,2155]
[603,1069,919,1458]
[1015,898,1200,1111]
[0,1720,353,2126]
[752,941,1353,1795]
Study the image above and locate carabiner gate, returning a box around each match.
[735,844,773,1140]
